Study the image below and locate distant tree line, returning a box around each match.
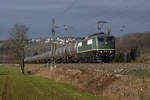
[113,47,140,62]
[116,32,150,54]
[113,32,150,62]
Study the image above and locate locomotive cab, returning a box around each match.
[96,34,115,62]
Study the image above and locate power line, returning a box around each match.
[61,0,78,15]
[107,0,150,20]
[52,0,150,37]
[75,0,150,35]
[54,0,79,19]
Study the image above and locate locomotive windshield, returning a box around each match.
[106,37,114,43]
[98,37,104,42]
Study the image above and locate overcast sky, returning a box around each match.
[0,0,150,40]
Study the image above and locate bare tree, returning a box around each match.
[7,24,28,74]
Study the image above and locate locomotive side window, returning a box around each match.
[87,39,93,45]
[98,37,104,42]
[78,42,82,47]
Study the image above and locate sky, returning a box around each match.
[0,0,150,40]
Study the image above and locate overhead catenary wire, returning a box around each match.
[28,0,150,38]
[74,0,150,36]
[50,0,80,37]
[54,0,129,36]
[48,0,150,37]
[54,0,79,19]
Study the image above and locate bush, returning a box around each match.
[112,52,124,62]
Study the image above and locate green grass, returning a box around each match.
[0,66,104,100]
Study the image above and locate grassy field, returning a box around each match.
[0,66,104,100]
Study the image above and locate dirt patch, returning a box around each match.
[146,56,150,63]
[2,76,8,100]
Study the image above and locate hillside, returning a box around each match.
[116,32,150,62]
[116,32,150,53]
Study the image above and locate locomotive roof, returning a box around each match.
[85,32,113,39]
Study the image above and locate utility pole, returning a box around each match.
[50,17,56,70]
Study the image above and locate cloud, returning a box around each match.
[0,0,150,40]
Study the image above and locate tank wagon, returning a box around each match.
[25,32,115,63]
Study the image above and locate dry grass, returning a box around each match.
[25,63,150,100]
[103,75,150,100]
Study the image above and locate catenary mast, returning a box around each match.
[50,17,56,70]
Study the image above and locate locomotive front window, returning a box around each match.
[98,37,104,42]
[107,37,113,42]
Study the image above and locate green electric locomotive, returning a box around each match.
[77,32,115,62]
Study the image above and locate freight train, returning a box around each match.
[24,32,115,63]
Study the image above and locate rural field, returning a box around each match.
[0,63,150,100]
[25,63,150,100]
[0,64,104,100]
